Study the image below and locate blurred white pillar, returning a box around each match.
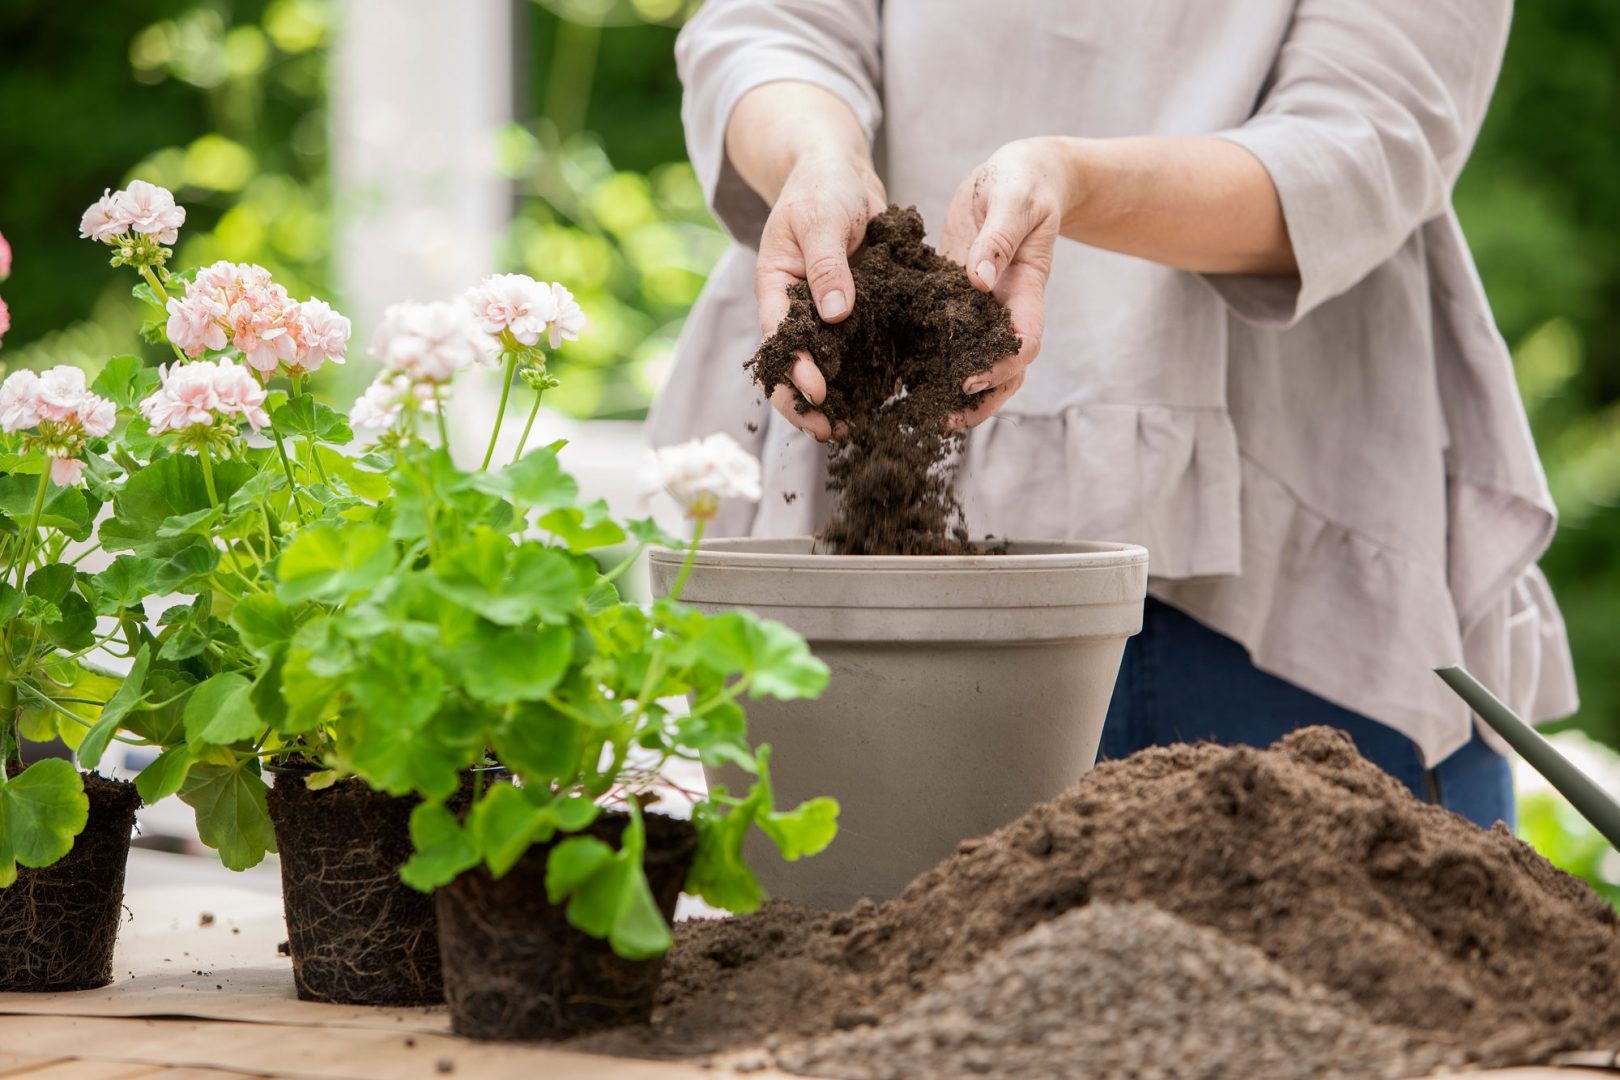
[331,0,514,338]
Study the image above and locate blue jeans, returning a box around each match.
[1101,598,1515,830]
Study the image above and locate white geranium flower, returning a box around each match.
[649,433,762,520]
[369,300,499,384]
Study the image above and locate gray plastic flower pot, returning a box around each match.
[648,538,1149,910]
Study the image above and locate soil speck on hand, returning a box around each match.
[198,912,215,927]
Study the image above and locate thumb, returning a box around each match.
[965,202,1032,294]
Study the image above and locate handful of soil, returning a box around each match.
[748,206,1018,555]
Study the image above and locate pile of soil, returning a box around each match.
[578,727,1620,1074]
[748,205,1018,555]
[771,902,1455,1080]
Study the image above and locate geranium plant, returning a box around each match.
[247,292,840,959]
[0,181,360,875]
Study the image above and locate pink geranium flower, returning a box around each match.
[0,365,118,486]
[50,457,86,486]
[166,261,314,375]
[463,273,558,348]
[0,369,42,432]
[0,229,11,282]
[111,180,186,245]
[79,189,127,242]
[288,298,351,375]
[0,295,9,350]
[548,282,587,349]
[140,358,270,435]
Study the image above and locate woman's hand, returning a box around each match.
[940,138,1073,429]
[755,152,886,441]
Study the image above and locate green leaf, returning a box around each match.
[100,454,254,557]
[685,613,829,700]
[760,797,841,861]
[91,355,161,409]
[430,532,579,626]
[272,396,353,445]
[0,477,93,541]
[400,802,479,892]
[78,645,151,770]
[183,673,261,746]
[0,582,20,624]
[457,621,572,704]
[276,521,394,603]
[314,445,390,500]
[539,501,626,552]
[230,594,298,659]
[25,563,76,604]
[90,555,161,614]
[0,759,89,888]
[493,701,581,784]
[156,596,227,661]
[135,745,193,804]
[688,787,768,914]
[545,835,615,903]
[180,757,276,870]
[471,444,578,509]
[225,469,288,516]
[470,784,549,879]
[150,539,219,593]
[544,813,672,959]
[627,516,684,550]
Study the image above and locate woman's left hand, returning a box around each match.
[941,137,1072,429]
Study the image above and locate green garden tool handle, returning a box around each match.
[1436,666,1620,850]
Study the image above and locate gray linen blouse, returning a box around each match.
[651,0,1578,765]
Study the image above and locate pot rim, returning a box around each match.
[648,536,1149,572]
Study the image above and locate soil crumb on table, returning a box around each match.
[574,727,1620,1074]
[748,205,1018,555]
[768,902,1454,1080]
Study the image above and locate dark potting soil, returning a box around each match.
[267,774,448,1006]
[0,772,140,992]
[578,728,1620,1072]
[436,810,697,1041]
[748,205,1018,556]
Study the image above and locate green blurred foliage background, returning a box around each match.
[1,0,1619,888]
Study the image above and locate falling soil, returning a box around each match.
[268,774,447,1006]
[770,902,1456,1080]
[436,810,697,1041]
[576,728,1620,1074]
[749,205,1018,555]
[0,773,140,991]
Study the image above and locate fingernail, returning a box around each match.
[976,260,998,289]
[820,290,847,320]
[964,378,988,394]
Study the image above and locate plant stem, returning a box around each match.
[433,387,451,450]
[512,387,545,463]
[198,446,220,507]
[271,430,309,522]
[667,518,706,603]
[481,354,518,471]
[0,660,19,780]
[13,466,51,591]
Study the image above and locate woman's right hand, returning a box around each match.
[755,152,886,442]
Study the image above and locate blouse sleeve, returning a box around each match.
[1204,0,1511,327]
[674,0,883,247]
